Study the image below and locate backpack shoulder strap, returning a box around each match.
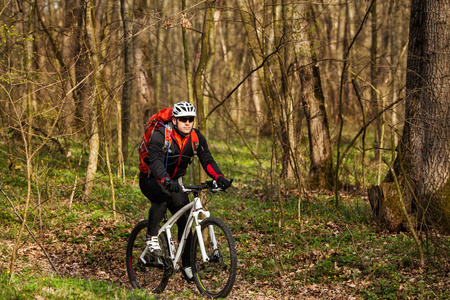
[162,123,173,153]
[190,130,199,157]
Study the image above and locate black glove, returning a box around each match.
[163,179,181,193]
[216,176,232,190]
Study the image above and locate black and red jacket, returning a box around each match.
[140,125,224,183]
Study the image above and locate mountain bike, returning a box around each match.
[126,180,237,299]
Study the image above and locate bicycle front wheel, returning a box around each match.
[126,220,171,293]
[191,217,237,298]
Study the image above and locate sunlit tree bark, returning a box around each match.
[155,0,169,107]
[300,1,334,190]
[300,65,334,190]
[194,1,214,133]
[181,0,194,104]
[83,0,100,198]
[369,0,450,233]
[193,1,216,183]
[273,0,296,181]
[61,0,80,131]
[120,0,132,166]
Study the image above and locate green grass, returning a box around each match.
[0,270,154,300]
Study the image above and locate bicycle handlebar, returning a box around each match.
[182,179,233,193]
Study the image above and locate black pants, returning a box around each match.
[139,174,192,267]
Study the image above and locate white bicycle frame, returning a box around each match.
[140,188,218,271]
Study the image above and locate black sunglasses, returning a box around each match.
[177,116,195,123]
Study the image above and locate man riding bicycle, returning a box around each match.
[139,101,232,280]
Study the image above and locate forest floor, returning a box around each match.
[1,186,450,300]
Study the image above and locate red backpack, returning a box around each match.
[138,107,199,174]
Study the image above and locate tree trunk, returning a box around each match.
[194,1,214,133]
[61,0,81,132]
[193,1,215,184]
[83,0,101,198]
[301,1,334,190]
[10,0,36,275]
[203,0,222,134]
[300,65,334,190]
[369,0,450,233]
[274,0,296,181]
[150,0,168,108]
[74,1,91,129]
[370,1,381,171]
[120,0,133,164]
[181,0,194,104]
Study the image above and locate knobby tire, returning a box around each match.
[191,217,237,298]
[126,220,170,294]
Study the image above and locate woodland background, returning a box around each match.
[0,0,449,299]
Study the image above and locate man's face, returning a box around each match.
[173,116,194,135]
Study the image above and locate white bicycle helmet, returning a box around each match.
[172,101,197,117]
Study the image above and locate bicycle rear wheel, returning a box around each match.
[191,217,237,298]
[126,220,171,293]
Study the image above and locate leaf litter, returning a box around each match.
[1,192,449,299]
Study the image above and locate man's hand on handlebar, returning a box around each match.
[216,176,232,190]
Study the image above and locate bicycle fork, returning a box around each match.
[191,196,218,263]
